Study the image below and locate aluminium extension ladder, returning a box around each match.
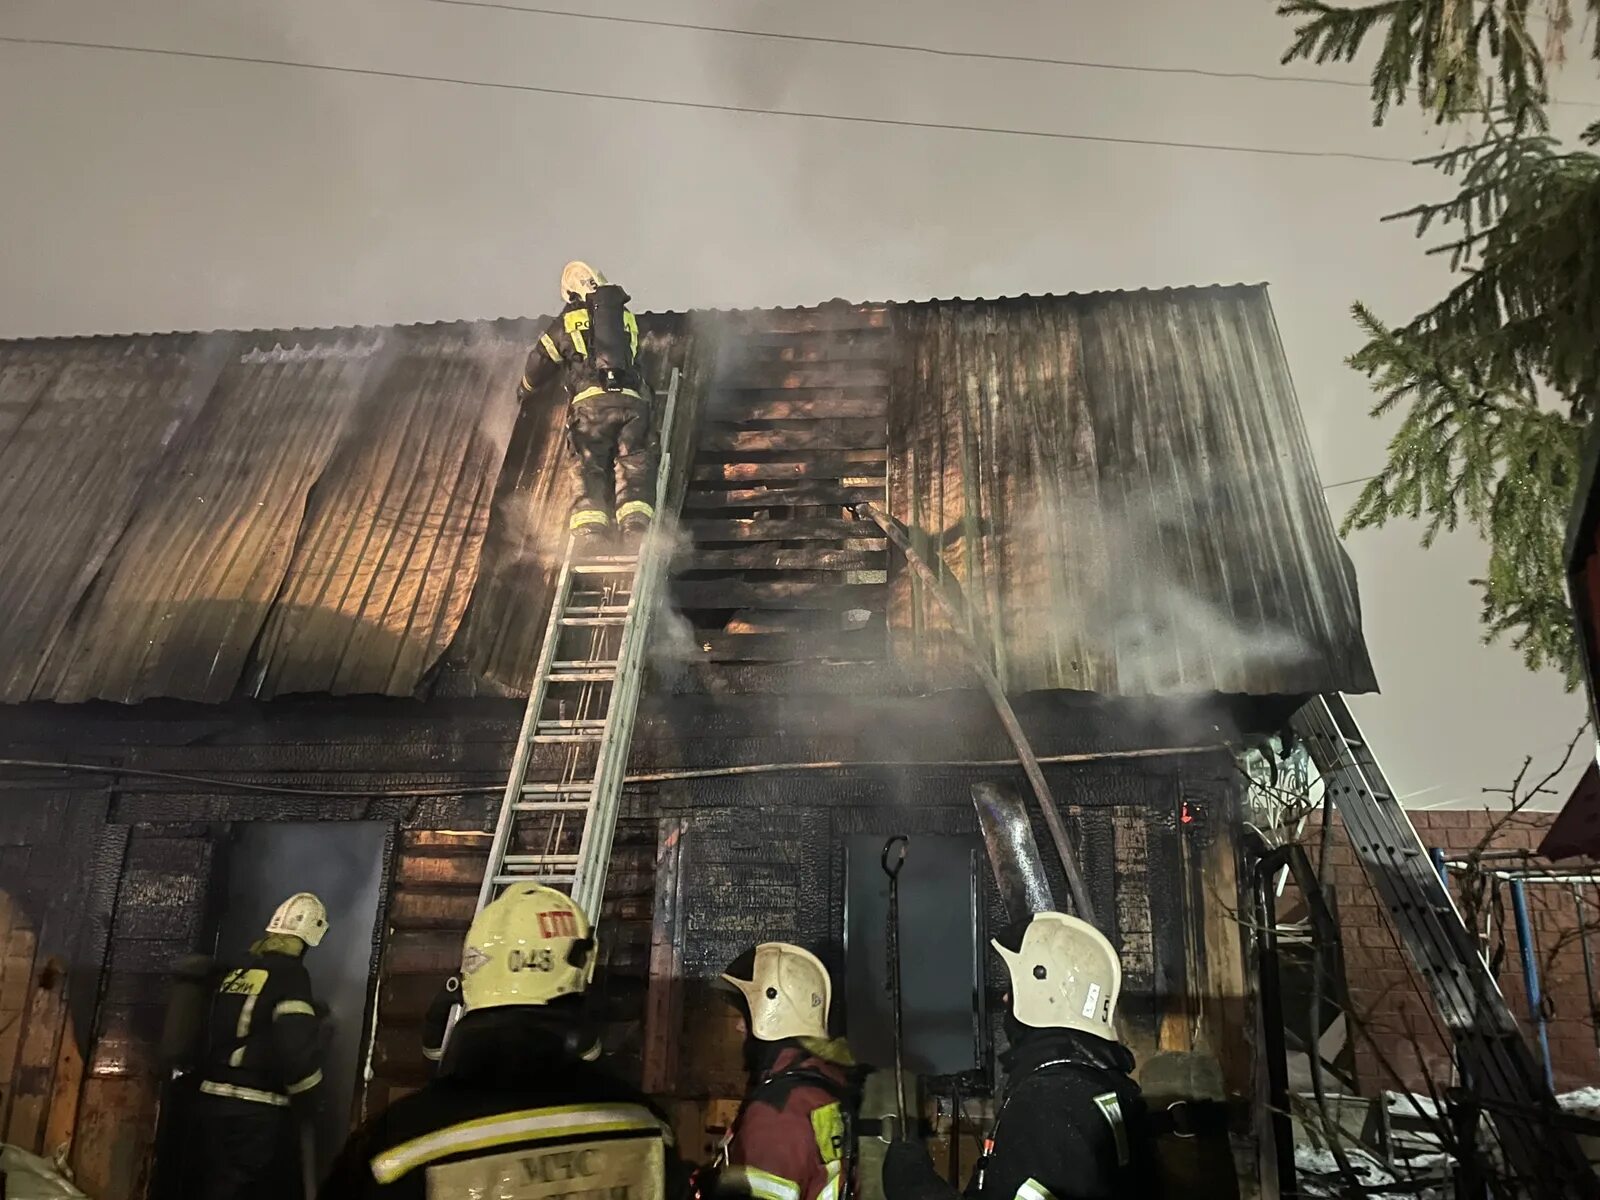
[475,366,683,923]
[1294,694,1599,1198]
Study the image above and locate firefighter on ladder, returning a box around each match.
[194,892,329,1200]
[882,913,1161,1200]
[711,943,865,1200]
[516,261,658,552]
[321,883,688,1198]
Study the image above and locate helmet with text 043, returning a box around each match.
[460,884,597,1010]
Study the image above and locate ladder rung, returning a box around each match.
[552,660,620,671]
[536,719,607,731]
[513,800,594,812]
[523,782,594,794]
[501,854,582,867]
[572,559,639,574]
[531,733,603,744]
[559,616,628,627]
[546,671,617,684]
[562,605,632,618]
[493,870,578,887]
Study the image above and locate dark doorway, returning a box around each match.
[212,820,388,1175]
[844,834,983,1077]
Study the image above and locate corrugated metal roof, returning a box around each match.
[0,289,1374,703]
[33,331,383,702]
[889,288,1375,696]
[0,334,230,702]
[247,324,527,698]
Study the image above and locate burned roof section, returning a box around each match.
[0,289,1375,704]
[890,288,1375,696]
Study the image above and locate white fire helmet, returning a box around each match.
[265,892,329,948]
[560,261,607,303]
[460,884,597,1011]
[722,942,831,1042]
[993,912,1121,1041]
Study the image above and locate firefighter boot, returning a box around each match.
[570,520,614,557]
[618,514,652,555]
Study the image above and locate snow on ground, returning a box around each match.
[1559,1086,1600,1114]
[1296,1145,1448,1199]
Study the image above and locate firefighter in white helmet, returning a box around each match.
[194,892,329,1200]
[710,943,864,1200]
[320,884,686,1198]
[882,913,1162,1200]
[515,261,658,552]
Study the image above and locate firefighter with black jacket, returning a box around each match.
[882,913,1162,1200]
[195,891,329,1200]
[713,943,864,1200]
[517,261,657,551]
[320,883,688,1199]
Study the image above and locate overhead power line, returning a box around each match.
[432,0,1370,89]
[0,34,1414,163]
[0,745,1215,799]
[431,0,1600,110]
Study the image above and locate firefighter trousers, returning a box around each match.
[195,1095,303,1200]
[566,394,658,531]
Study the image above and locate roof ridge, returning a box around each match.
[0,284,1270,345]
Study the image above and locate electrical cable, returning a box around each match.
[431,0,1377,89]
[0,35,1415,163]
[428,0,1600,111]
[0,744,1219,799]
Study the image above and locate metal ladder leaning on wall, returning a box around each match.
[1293,694,1599,1198]
[475,367,683,923]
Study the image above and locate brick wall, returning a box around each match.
[1314,809,1600,1095]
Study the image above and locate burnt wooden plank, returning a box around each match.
[401,830,492,853]
[692,456,885,483]
[707,392,887,420]
[701,422,887,452]
[71,1076,159,1200]
[643,818,687,1094]
[380,973,449,1023]
[659,661,911,696]
[384,928,467,976]
[0,921,36,1130]
[6,956,67,1150]
[389,889,477,930]
[683,484,885,511]
[738,305,887,334]
[741,332,893,362]
[684,547,885,571]
[692,630,886,662]
[687,518,874,542]
[718,364,890,391]
[672,581,886,612]
[397,854,487,888]
[36,1000,82,1154]
[373,1025,432,1082]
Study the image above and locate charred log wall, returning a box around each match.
[0,689,1270,1199]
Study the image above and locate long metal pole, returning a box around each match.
[1509,880,1556,1091]
[882,835,909,1132]
[855,502,1095,925]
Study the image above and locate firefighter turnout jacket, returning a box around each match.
[321,1008,688,1200]
[719,1041,860,1200]
[882,1029,1161,1200]
[517,285,643,408]
[199,936,324,1109]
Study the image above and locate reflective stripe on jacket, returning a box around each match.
[319,1012,691,1200]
